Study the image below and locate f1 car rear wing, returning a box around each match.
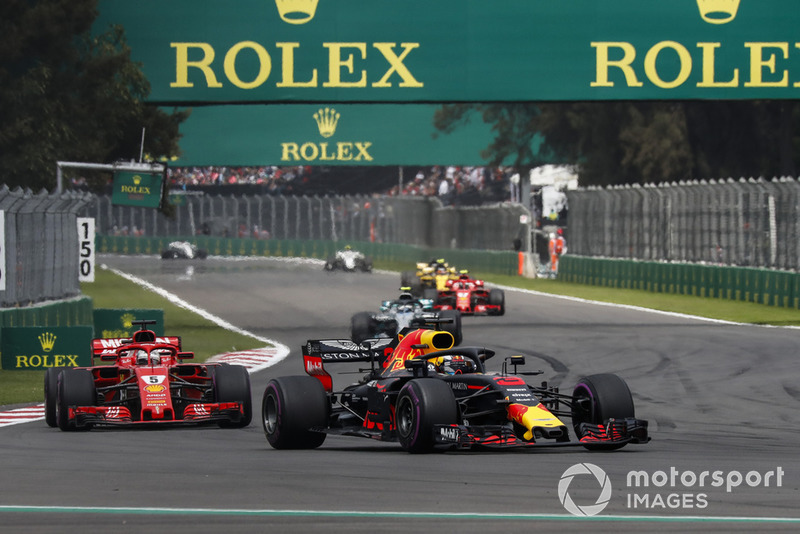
[302,338,394,392]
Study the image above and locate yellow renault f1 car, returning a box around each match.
[401,258,460,297]
[262,327,649,453]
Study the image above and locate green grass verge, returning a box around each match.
[0,267,266,407]
[468,271,800,327]
[3,259,799,408]
[375,260,800,327]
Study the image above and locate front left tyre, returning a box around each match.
[262,376,329,449]
[213,364,252,428]
[571,373,635,450]
[488,289,505,315]
[396,379,459,453]
[44,367,65,427]
[56,369,95,431]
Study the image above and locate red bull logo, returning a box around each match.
[385,329,454,373]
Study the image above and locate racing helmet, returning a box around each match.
[135,349,148,365]
[397,302,414,313]
[150,352,161,365]
[435,355,475,375]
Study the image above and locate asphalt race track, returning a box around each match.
[1,255,798,533]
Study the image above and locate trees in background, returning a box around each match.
[435,101,800,187]
[0,0,188,192]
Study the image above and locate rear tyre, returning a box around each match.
[571,373,635,450]
[351,311,374,343]
[422,288,438,302]
[400,270,416,287]
[396,379,458,453]
[44,367,65,427]
[56,369,96,431]
[437,309,462,346]
[360,256,373,272]
[488,289,505,315]
[214,364,252,428]
[262,376,328,449]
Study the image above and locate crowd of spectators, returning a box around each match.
[383,165,514,205]
[169,165,314,195]
[166,164,516,206]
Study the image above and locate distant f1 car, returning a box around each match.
[161,241,208,259]
[324,245,373,272]
[261,327,649,453]
[400,258,459,296]
[351,287,462,345]
[432,271,505,316]
[44,320,251,431]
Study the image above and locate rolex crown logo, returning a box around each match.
[38,332,57,352]
[313,107,340,138]
[696,0,740,24]
[275,0,319,25]
[121,313,135,329]
[133,175,142,185]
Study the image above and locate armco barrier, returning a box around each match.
[0,296,93,328]
[559,255,800,309]
[97,235,521,276]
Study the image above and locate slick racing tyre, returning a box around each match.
[488,289,505,315]
[214,364,252,428]
[359,256,373,272]
[56,369,96,431]
[437,309,462,346]
[422,288,438,302]
[396,379,458,453]
[351,311,374,344]
[400,270,416,287]
[262,376,328,449]
[44,367,65,428]
[571,373,635,450]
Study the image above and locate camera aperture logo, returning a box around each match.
[558,464,785,516]
[558,463,612,516]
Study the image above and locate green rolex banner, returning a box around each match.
[96,0,800,103]
[111,171,165,208]
[92,309,165,339]
[1,327,93,370]
[171,104,546,166]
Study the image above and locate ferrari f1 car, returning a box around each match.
[432,271,505,316]
[324,245,373,272]
[44,320,252,431]
[351,288,462,345]
[261,327,649,453]
[400,258,459,297]
[161,241,208,259]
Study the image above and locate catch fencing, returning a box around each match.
[83,194,530,253]
[0,185,94,308]
[566,177,800,271]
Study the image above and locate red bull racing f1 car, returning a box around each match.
[44,321,252,431]
[262,327,649,453]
